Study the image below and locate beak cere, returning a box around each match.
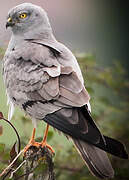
[8,17,12,22]
[6,17,15,29]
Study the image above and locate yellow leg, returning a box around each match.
[42,124,49,143]
[29,127,36,143]
[24,128,37,154]
[24,125,54,155]
[40,124,55,153]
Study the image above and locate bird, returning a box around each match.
[3,3,128,179]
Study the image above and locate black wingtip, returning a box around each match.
[123,152,128,159]
[103,136,128,159]
[114,144,128,159]
[119,145,128,159]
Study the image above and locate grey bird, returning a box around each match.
[3,3,128,179]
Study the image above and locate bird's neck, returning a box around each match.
[23,27,55,41]
[8,26,56,53]
[11,24,56,43]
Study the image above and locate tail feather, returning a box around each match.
[43,105,128,179]
[73,139,114,179]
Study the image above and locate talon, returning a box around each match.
[41,142,55,154]
[23,140,40,155]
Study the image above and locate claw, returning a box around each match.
[41,142,55,154]
[23,125,55,156]
[24,141,55,156]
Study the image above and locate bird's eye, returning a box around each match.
[19,13,27,19]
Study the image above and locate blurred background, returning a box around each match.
[0,0,129,179]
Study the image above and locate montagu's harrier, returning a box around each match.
[3,3,128,179]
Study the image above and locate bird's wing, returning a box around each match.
[5,40,89,118]
[5,40,128,158]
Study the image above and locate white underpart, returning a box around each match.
[87,101,91,113]
[32,118,37,128]
[7,93,15,121]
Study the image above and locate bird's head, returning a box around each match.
[6,3,51,35]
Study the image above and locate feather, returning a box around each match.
[43,106,128,159]
[8,101,15,121]
[7,93,15,121]
[87,101,91,113]
[73,139,114,179]
[32,118,37,128]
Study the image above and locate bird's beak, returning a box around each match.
[6,17,15,29]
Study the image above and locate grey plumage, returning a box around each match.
[73,139,114,179]
[3,3,128,179]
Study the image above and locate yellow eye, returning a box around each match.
[19,13,27,19]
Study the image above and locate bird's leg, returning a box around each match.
[42,124,49,143]
[40,124,55,154]
[24,128,39,154]
[24,125,54,155]
[29,127,36,144]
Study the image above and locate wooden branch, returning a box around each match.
[0,112,55,179]
[0,150,24,178]
[22,146,55,180]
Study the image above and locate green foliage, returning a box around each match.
[0,143,5,153]
[0,47,5,60]
[0,50,129,179]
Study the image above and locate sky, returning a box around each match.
[0,0,129,68]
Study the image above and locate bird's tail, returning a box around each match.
[73,138,114,179]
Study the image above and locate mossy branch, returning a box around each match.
[23,146,55,180]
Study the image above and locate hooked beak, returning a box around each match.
[6,17,15,29]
